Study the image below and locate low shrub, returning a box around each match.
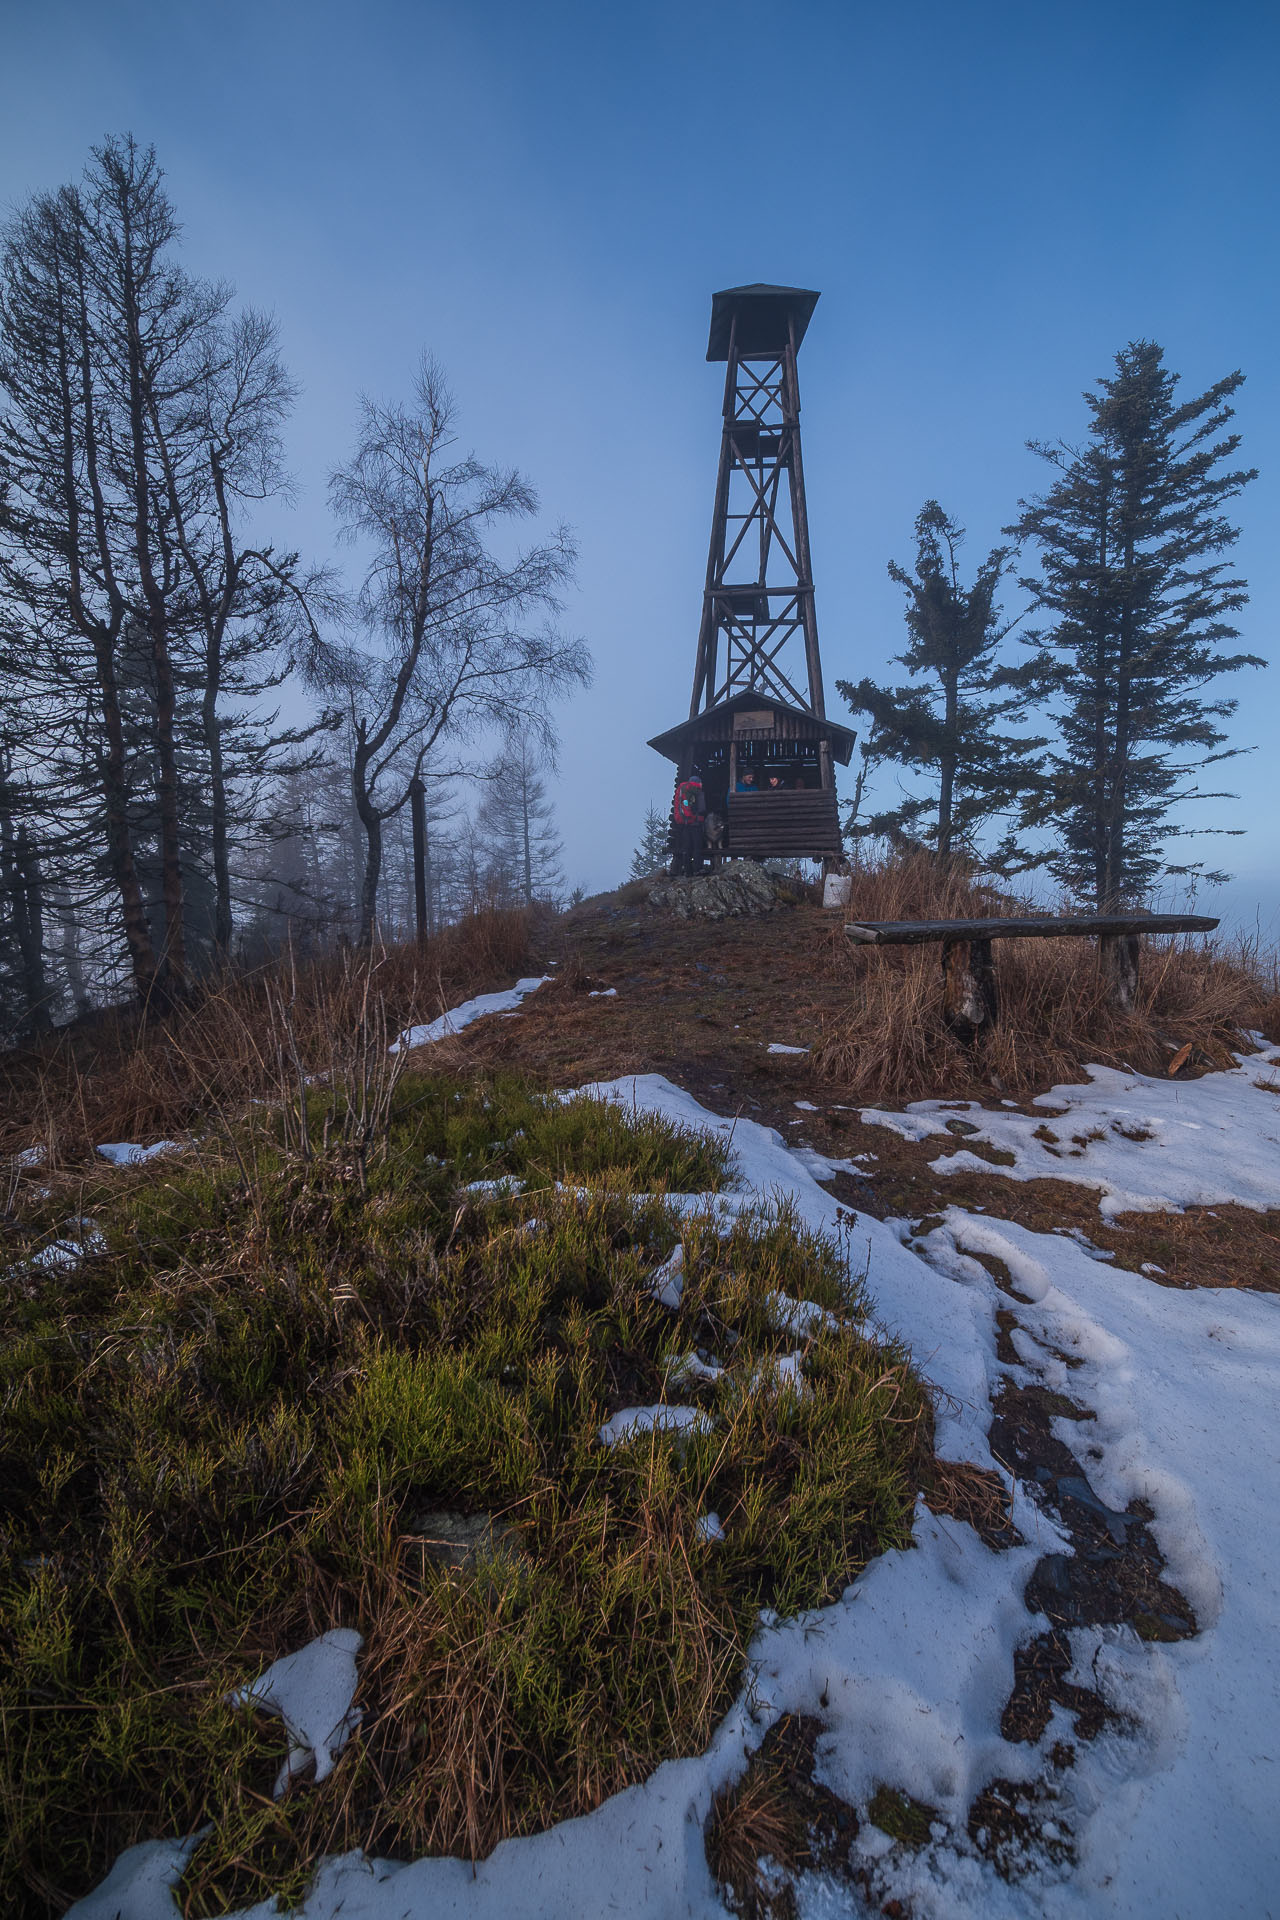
[0,1074,927,1917]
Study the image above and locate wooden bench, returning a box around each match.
[844,912,1220,1039]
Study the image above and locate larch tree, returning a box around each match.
[836,501,1043,864]
[475,733,566,907]
[0,136,323,999]
[145,304,337,957]
[323,359,589,945]
[1010,342,1260,908]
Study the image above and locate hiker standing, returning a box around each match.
[671,771,706,877]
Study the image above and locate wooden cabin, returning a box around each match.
[647,691,856,861]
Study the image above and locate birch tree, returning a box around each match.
[325,360,589,944]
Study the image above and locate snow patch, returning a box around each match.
[229,1628,364,1798]
[64,1836,202,1920]
[390,976,551,1052]
[597,1403,711,1448]
[649,1243,685,1309]
[97,1140,180,1167]
[862,1053,1280,1216]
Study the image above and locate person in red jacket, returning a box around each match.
[671,770,707,876]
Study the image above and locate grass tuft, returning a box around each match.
[0,907,536,1171]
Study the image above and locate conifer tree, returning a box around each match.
[1010,342,1260,908]
[628,804,670,879]
[836,502,1042,862]
[475,734,566,907]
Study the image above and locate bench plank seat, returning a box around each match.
[842,910,1220,1036]
[845,913,1219,946]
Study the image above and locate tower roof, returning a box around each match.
[647,692,856,766]
[706,284,820,362]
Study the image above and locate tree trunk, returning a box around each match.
[353,730,383,946]
[91,638,160,1000]
[65,225,160,1002]
[121,198,186,995]
[204,678,233,957]
[937,669,958,859]
[57,888,91,1017]
[0,796,52,1035]
[521,775,534,906]
[1106,525,1136,911]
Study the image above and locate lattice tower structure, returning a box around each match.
[688,284,823,723]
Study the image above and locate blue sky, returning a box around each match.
[3,0,1277,931]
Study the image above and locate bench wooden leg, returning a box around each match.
[1099,933,1141,1013]
[941,937,998,1042]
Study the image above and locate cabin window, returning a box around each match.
[731,739,821,791]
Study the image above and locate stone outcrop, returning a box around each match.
[647,860,795,920]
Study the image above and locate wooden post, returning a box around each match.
[410,775,428,946]
[1099,933,1141,1013]
[941,937,998,1043]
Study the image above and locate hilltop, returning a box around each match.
[3,857,1280,1920]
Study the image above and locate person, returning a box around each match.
[671,769,706,876]
[735,768,759,794]
[767,773,789,790]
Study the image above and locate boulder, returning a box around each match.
[647,860,793,921]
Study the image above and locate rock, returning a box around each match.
[647,860,791,920]
[403,1509,528,1579]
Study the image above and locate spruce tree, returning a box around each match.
[1011,342,1260,908]
[837,502,1042,862]
[628,804,670,879]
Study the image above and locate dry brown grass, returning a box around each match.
[812,853,1280,1106]
[922,1458,1019,1548]
[0,908,534,1168]
[707,1764,808,1900]
[704,1713,860,1919]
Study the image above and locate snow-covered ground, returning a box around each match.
[861,1046,1280,1219]
[68,1047,1280,1920]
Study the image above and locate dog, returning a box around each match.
[703,809,727,871]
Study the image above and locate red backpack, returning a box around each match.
[673,778,704,824]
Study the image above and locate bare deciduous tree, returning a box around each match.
[322,360,589,945]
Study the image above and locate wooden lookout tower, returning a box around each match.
[648,283,855,860]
